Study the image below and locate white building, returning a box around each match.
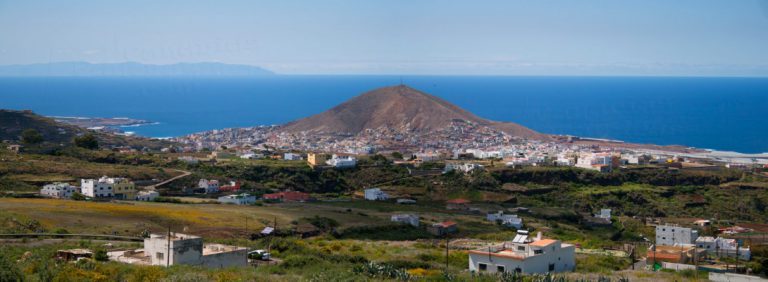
[364,188,389,201]
[40,182,79,199]
[655,224,699,246]
[326,154,357,168]
[81,176,135,199]
[444,163,483,174]
[390,214,419,227]
[595,209,611,220]
[283,153,302,161]
[217,193,257,205]
[468,231,575,274]
[487,211,523,229]
[136,191,160,202]
[177,156,199,165]
[109,233,247,268]
[239,153,264,160]
[575,153,613,172]
[695,236,751,261]
[198,179,220,194]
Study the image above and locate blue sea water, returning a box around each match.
[0,76,767,153]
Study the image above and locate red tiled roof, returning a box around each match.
[439,221,457,227]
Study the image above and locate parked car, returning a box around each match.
[248,249,271,261]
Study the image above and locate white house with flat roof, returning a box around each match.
[487,211,523,229]
[217,193,256,205]
[595,209,611,220]
[326,154,357,168]
[40,182,79,199]
[198,179,220,194]
[364,188,389,201]
[695,236,751,261]
[468,231,575,274]
[109,232,246,268]
[283,153,302,161]
[655,224,698,246]
[391,214,419,227]
[81,176,135,199]
[136,190,159,201]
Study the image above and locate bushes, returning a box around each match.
[383,260,432,270]
[281,255,322,268]
[0,251,24,282]
[305,216,339,231]
[153,197,182,204]
[336,225,433,241]
[352,261,412,281]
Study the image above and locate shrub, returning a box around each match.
[74,134,99,150]
[0,251,24,282]
[94,249,109,262]
[22,129,43,144]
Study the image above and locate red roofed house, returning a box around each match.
[446,198,471,210]
[428,221,458,236]
[263,191,310,202]
[219,181,241,192]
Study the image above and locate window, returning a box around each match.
[534,249,543,254]
[478,263,487,271]
[497,265,505,273]
[662,237,666,240]
[517,246,525,251]
[548,263,555,271]
[156,252,164,260]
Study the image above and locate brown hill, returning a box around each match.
[281,85,545,139]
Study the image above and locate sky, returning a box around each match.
[1,0,768,75]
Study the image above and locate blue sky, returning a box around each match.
[1,0,767,75]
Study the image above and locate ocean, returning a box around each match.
[1,76,767,153]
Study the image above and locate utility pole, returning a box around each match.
[166,225,171,267]
[444,236,449,274]
[267,216,277,263]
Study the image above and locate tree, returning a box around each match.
[21,128,43,144]
[391,152,404,160]
[73,133,99,150]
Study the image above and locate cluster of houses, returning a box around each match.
[196,179,241,194]
[648,224,751,266]
[40,176,160,202]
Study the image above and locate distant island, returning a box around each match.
[0,62,275,77]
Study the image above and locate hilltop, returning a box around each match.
[282,85,545,139]
[0,62,275,76]
[0,109,174,150]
